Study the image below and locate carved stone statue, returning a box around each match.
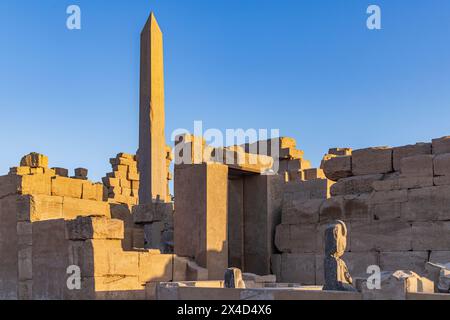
[224,268,246,289]
[323,220,356,292]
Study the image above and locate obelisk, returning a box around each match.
[139,13,167,204]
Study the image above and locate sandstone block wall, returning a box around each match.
[0,154,192,300]
[273,137,450,285]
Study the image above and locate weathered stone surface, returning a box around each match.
[62,197,111,220]
[282,198,323,225]
[328,148,352,156]
[9,167,31,176]
[274,224,290,252]
[380,251,428,275]
[284,178,332,200]
[370,201,402,221]
[74,168,88,179]
[243,174,284,275]
[359,270,434,300]
[303,168,325,181]
[352,147,393,176]
[393,143,431,171]
[400,154,434,177]
[20,174,52,196]
[0,196,19,299]
[370,189,408,204]
[51,177,83,198]
[66,216,124,240]
[52,167,69,177]
[331,174,383,196]
[351,221,412,251]
[174,163,228,280]
[139,13,168,204]
[402,186,450,221]
[82,182,105,201]
[17,195,63,222]
[320,194,370,223]
[133,202,173,224]
[373,175,433,191]
[412,222,450,250]
[322,156,352,181]
[20,153,48,168]
[430,251,450,264]
[432,136,450,155]
[433,153,450,176]
[289,224,317,253]
[138,252,173,283]
[280,253,315,285]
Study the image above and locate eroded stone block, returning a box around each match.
[352,147,393,176]
[322,156,352,181]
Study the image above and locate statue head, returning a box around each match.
[324,220,348,257]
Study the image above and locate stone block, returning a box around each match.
[66,216,124,240]
[286,158,311,171]
[20,153,48,168]
[62,197,111,220]
[282,198,322,225]
[373,175,433,191]
[289,224,317,253]
[393,143,431,171]
[274,224,290,252]
[328,148,352,156]
[280,253,316,285]
[82,182,105,201]
[17,222,32,246]
[17,195,63,222]
[322,156,352,181]
[351,221,412,252]
[432,136,450,155]
[20,174,52,196]
[139,252,173,283]
[18,247,32,281]
[52,167,69,177]
[78,239,138,277]
[51,177,83,198]
[400,154,434,177]
[303,168,325,181]
[370,189,408,205]
[429,251,450,264]
[320,194,370,223]
[412,222,450,250]
[402,186,450,221]
[370,201,402,221]
[9,167,31,176]
[352,147,393,176]
[380,251,428,275]
[74,168,88,178]
[433,153,450,176]
[331,174,383,196]
[360,270,434,300]
[133,202,174,224]
[284,178,332,200]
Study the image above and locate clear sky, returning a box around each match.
[1,0,450,181]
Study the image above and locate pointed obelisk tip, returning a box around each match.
[142,11,161,33]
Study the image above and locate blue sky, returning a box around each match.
[1,0,450,181]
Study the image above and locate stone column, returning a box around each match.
[139,13,167,204]
[174,163,229,280]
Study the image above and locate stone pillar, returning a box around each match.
[174,163,228,280]
[243,174,284,275]
[228,176,244,270]
[139,13,167,204]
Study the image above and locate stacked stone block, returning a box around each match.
[273,137,450,285]
[102,153,139,206]
[0,153,206,300]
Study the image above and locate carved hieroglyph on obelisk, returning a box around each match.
[139,13,167,204]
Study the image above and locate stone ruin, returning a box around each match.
[1,12,450,300]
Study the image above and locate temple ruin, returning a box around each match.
[1,12,450,300]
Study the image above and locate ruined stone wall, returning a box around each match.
[272,136,450,285]
[0,154,199,300]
